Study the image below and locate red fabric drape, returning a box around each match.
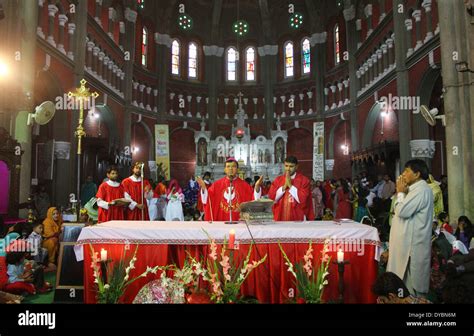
[83,243,378,304]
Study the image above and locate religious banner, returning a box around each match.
[313,122,325,181]
[155,125,170,180]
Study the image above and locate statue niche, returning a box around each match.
[197,138,207,166]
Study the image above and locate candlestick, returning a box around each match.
[228,229,235,249]
[332,260,350,303]
[337,248,344,263]
[100,248,108,261]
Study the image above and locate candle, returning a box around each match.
[228,229,235,249]
[337,248,344,263]
[100,248,108,261]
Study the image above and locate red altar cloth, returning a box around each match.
[82,242,378,304]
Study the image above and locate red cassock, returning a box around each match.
[268,173,315,221]
[96,181,125,223]
[121,176,152,220]
[203,177,254,222]
[197,181,212,213]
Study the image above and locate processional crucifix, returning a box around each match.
[67,79,99,213]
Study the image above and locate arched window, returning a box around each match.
[245,47,256,81]
[188,42,198,78]
[227,47,237,81]
[334,24,340,65]
[301,38,311,74]
[284,42,294,78]
[171,39,180,75]
[141,27,148,67]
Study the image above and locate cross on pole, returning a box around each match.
[67,79,99,155]
[67,79,99,216]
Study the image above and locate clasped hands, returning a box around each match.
[396,176,409,194]
[282,172,292,191]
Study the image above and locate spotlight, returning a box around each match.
[0,61,8,77]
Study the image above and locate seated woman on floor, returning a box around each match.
[42,207,63,270]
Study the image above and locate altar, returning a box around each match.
[75,220,381,304]
[193,92,288,181]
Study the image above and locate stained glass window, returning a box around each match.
[302,38,311,74]
[137,0,145,10]
[246,47,255,81]
[171,40,180,75]
[141,27,148,67]
[227,47,237,81]
[188,42,197,78]
[284,42,294,78]
[334,24,340,65]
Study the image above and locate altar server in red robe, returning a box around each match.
[121,162,153,220]
[96,166,126,223]
[196,158,263,222]
[265,156,314,221]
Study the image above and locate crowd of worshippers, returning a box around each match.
[374,159,473,304]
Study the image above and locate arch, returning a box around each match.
[188,41,198,79]
[226,46,238,81]
[171,39,180,75]
[141,26,148,67]
[301,37,311,75]
[328,119,344,159]
[284,41,294,78]
[334,24,340,65]
[93,105,119,149]
[245,46,256,81]
[133,118,154,161]
[362,102,382,149]
[414,66,442,139]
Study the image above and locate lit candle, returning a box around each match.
[100,248,108,261]
[228,229,235,249]
[337,248,344,263]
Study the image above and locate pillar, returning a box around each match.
[422,0,433,42]
[67,23,75,59]
[393,0,412,172]
[365,4,373,38]
[405,18,414,57]
[258,45,277,137]
[412,10,423,51]
[47,4,58,46]
[154,33,172,122]
[37,0,45,38]
[57,14,68,54]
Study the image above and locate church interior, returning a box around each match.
[0,0,473,308]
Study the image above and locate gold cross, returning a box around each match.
[67,79,99,154]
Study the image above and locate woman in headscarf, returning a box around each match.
[165,180,184,221]
[42,207,63,268]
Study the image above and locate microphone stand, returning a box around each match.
[225,177,238,225]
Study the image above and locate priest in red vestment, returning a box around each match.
[96,166,127,223]
[197,158,263,222]
[264,156,314,221]
[121,162,153,220]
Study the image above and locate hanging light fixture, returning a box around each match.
[289,12,303,29]
[233,0,248,37]
[178,14,193,30]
